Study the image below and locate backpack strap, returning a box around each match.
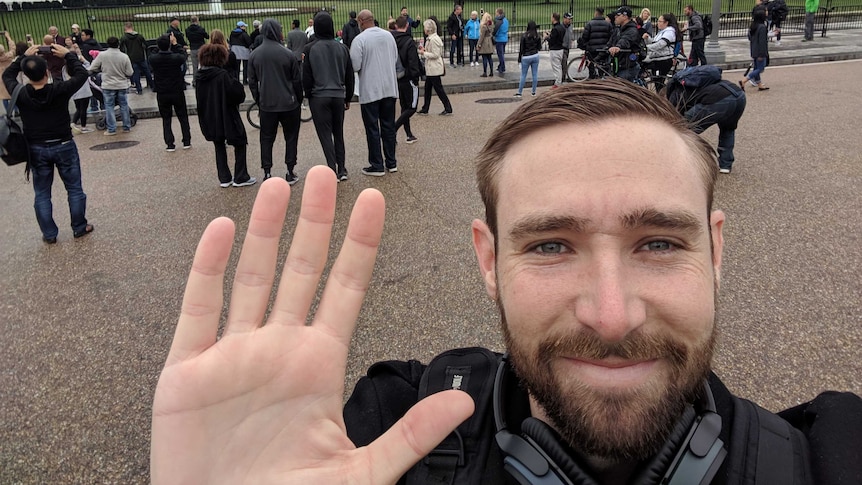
[406,347,501,485]
[8,84,24,118]
[726,397,813,484]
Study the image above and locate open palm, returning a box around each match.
[151,167,473,484]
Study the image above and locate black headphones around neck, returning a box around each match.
[492,355,727,485]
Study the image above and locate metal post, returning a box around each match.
[704,0,725,63]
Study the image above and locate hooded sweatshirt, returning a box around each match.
[302,12,354,102]
[248,19,302,112]
[119,30,147,63]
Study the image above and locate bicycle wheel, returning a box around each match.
[246,102,260,129]
[567,56,589,82]
[300,98,312,123]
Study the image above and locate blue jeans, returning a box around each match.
[103,89,130,133]
[495,41,507,72]
[686,89,747,170]
[518,53,539,95]
[131,60,154,94]
[29,140,88,239]
[746,57,767,84]
[360,97,397,171]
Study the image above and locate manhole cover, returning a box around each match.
[476,98,521,104]
[90,141,140,151]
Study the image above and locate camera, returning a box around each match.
[38,45,52,55]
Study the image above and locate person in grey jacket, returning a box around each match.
[683,5,708,66]
[302,12,354,181]
[88,36,133,134]
[248,19,304,184]
[287,19,307,57]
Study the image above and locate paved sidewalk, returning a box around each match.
[122,29,862,119]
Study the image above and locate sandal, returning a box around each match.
[758,84,770,91]
[74,224,95,238]
[738,79,746,91]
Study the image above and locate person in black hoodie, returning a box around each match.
[149,34,191,151]
[341,11,361,48]
[119,21,153,95]
[78,29,101,63]
[303,12,354,181]
[194,43,254,188]
[392,15,422,144]
[578,8,612,79]
[607,6,642,82]
[248,19,303,184]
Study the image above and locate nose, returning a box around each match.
[574,253,646,343]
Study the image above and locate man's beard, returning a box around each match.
[499,300,715,462]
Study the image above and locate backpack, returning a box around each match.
[0,85,30,166]
[703,14,714,36]
[665,65,723,106]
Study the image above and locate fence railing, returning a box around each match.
[0,0,859,55]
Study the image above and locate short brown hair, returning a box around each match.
[197,43,228,67]
[475,79,718,236]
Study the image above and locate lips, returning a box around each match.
[561,356,659,388]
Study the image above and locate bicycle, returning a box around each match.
[246,98,312,129]
[566,51,613,82]
[638,53,688,93]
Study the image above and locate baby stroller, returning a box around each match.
[88,73,139,131]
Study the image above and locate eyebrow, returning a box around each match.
[507,208,704,241]
[508,214,590,241]
[620,208,704,236]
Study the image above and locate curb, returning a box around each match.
[130,51,861,120]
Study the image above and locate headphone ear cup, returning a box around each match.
[520,417,601,485]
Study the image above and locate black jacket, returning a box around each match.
[229,29,252,48]
[392,30,421,83]
[344,348,862,485]
[302,14,354,103]
[194,66,246,145]
[167,26,186,47]
[79,38,102,62]
[608,20,642,68]
[447,12,464,38]
[518,33,542,62]
[119,32,148,63]
[547,22,566,50]
[185,24,209,49]
[149,46,187,94]
[342,19,361,48]
[2,53,88,144]
[578,16,612,52]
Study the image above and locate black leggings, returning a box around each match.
[72,98,89,127]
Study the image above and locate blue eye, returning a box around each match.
[643,241,674,251]
[535,242,566,253]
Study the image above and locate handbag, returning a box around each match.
[0,85,30,166]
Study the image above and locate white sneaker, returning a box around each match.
[719,168,731,174]
[774,40,781,46]
[79,126,94,133]
[70,123,82,134]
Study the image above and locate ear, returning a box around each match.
[471,219,498,301]
[709,210,725,289]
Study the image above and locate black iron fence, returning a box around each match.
[0,0,859,54]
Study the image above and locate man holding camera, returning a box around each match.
[2,44,93,243]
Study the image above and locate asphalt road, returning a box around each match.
[1,60,860,483]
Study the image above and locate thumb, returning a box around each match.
[361,390,475,483]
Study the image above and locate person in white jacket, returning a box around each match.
[642,13,680,90]
[88,36,133,135]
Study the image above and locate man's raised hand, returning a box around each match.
[151,166,474,484]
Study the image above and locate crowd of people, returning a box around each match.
[0,1,801,244]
